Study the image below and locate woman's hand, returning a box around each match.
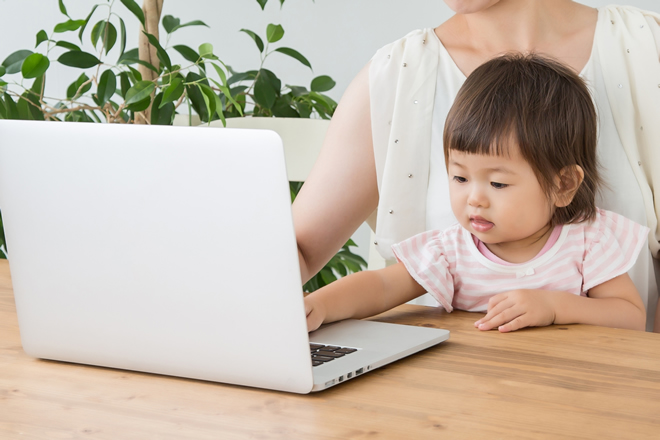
[474,289,558,332]
[304,295,327,332]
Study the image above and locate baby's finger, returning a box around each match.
[497,315,529,333]
[477,305,523,331]
[475,296,514,328]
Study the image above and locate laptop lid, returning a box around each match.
[0,120,315,393]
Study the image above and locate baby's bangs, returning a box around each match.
[444,110,518,159]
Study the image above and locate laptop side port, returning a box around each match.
[355,367,364,376]
[347,372,353,379]
[338,375,344,382]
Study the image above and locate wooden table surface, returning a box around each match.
[1,259,659,439]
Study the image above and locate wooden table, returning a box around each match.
[1,259,659,439]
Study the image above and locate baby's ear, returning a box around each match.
[554,165,584,208]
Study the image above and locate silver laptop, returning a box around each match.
[0,120,449,393]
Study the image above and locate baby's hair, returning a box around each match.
[443,52,601,226]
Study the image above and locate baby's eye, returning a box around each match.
[453,176,467,183]
[490,182,508,189]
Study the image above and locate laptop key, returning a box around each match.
[310,344,326,350]
[312,355,335,362]
[312,361,324,367]
[316,351,344,358]
[335,348,357,354]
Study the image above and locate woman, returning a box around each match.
[292,0,660,331]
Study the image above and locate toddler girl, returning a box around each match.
[304,53,648,333]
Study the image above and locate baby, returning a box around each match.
[304,53,648,333]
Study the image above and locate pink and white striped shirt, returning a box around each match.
[392,209,649,313]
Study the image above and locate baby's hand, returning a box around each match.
[474,289,556,332]
[304,295,326,332]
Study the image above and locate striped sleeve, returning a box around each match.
[582,209,650,293]
[391,230,455,312]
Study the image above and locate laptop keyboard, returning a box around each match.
[310,343,358,367]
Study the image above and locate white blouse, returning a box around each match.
[368,6,660,327]
[422,10,659,328]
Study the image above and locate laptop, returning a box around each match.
[0,120,449,393]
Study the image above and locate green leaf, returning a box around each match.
[185,72,209,121]
[288,85,308,97]
[120,0,145,26]
[36,30,49,48]
[91,21,117,54]
[78,4,99,41]
[310,75,336,92]
[159,77,184,108]
[30,74,45,95]
[127,66,142,83]
[56,40,81,51]
[256,0,267,10]
[54,19,86,33]
[66,73,91,99]
[274,47,311,69]
[210,63,228,86]
[125,96,150,112]
[266,24,284,43]
[320,268,337,285]
[117,47,138,63]
[119,72,131,98]
[3,93,18,119]
[240,29,264,53]
[213,91,226,126]
[162,15,180,34]
[97,70,116,105]
[119,18,127,58]
[18,91,44,121]
[21,53,50,79]
[124,80,155,105]
[279,0,286,7]
[2,50,33,74]
[253,69,280,110]
[272,96,299,118]
[198,43,213,58]
[0,96,6,120]
[58,0,69,17]
[228,71,256,86]
[171,20,209,33]
[172,45,200,64]
[199,83,217,121]
[58,51,101,68]
[0,66,5,77]
[151,93,175,125]
[143,32,171,71]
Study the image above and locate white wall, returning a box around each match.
[1,0,658,102]
[1,0,658,261]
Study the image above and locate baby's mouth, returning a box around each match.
[470,216,494,232]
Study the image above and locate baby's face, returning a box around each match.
[447,146,554,246]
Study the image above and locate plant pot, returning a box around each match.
[173,115,330,182]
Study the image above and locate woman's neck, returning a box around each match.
[436,0,597,75]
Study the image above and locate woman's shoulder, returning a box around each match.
[598,5,660,27]
[371,28,439,65]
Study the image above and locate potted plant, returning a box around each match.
[0,0,366,291]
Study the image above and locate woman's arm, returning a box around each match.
[304,262,427,332]
[475,273,646,332]
[292,62,379,283]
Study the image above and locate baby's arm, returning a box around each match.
[475,273,646,332]
[304,262,427,332]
